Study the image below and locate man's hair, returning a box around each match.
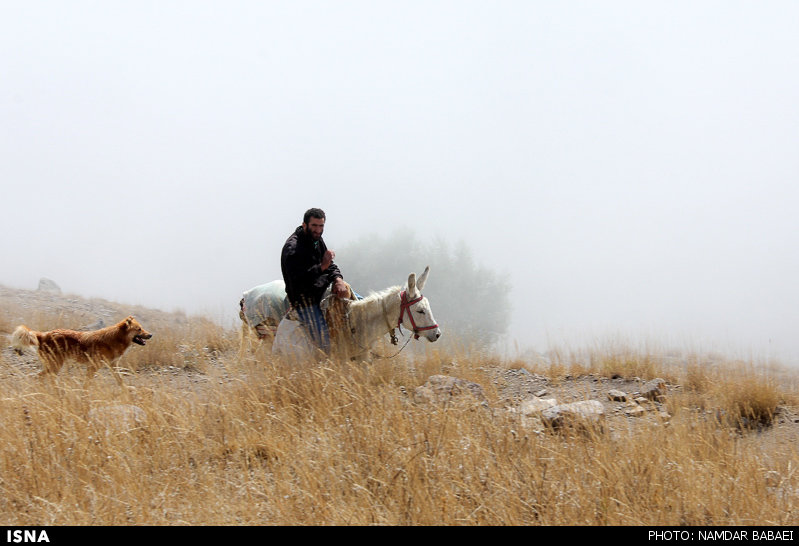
[303,208,326,224]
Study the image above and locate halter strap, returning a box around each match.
[398,290,439,339]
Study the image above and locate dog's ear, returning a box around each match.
[125,316,134,328]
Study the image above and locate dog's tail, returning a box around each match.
[11,325,39,355]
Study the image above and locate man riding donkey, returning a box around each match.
[280,207,358,355]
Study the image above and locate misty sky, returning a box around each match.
[2,1,798,363]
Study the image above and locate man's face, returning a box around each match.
[303,216,325,241]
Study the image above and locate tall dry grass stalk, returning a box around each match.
[1,309,798,525]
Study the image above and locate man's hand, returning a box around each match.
[321,249,335,271]
[332,277,349,299]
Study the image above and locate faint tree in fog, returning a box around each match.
[337,229,511,347]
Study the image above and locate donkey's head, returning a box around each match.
[401,266,441,342]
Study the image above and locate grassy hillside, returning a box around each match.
[1,285,797,525]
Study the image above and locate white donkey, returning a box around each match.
[273,266,441,363]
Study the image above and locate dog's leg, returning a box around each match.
[37,367,56,379]
[38,352,64,378]
[84,360,99,385]
[101,358,127,387]
[110,362,127,387]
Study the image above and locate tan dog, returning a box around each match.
[11,315,152,384]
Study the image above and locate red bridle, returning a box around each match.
[398,290,439,339]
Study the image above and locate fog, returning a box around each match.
[2,2,797,364]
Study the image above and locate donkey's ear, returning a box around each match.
[407,272,417,295]
[417,266,430,291]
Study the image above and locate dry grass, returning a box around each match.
[678,359,788,430]
[1,307,798,526]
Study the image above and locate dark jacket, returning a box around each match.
[281,226,343,308]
